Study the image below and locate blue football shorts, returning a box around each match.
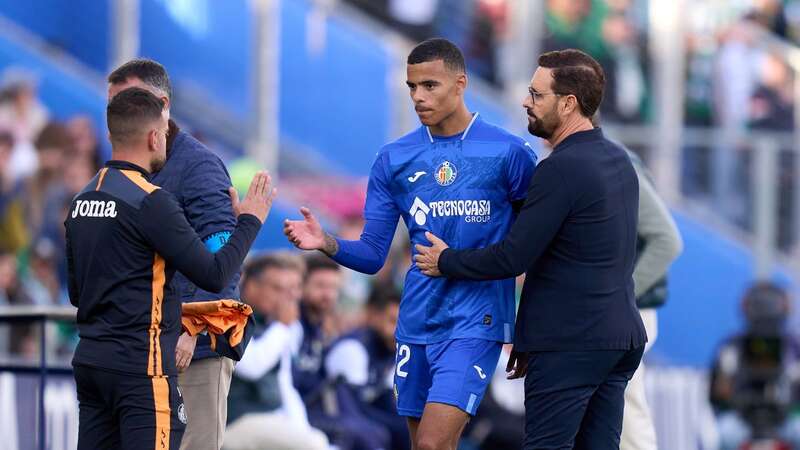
[393,338,503,418]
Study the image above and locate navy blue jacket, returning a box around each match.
[151,122,240,360]
[293,305,327,399]
[439,128,647,352]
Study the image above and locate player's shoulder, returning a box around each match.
[134,188,185,228]
[468,116,533,150]
[377,126,427,156]
[171,129,226,168]
[82,167,160,211]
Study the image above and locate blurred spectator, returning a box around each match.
[24,122,71,236]
[0,131,29,253]
[747,53,796,250]
[464,0,507,85]
[19,239,60,306]
[709,282,800,449]
[0,249,40,360]
[713,18,763,132]
[38,154,96,295]
[749,52,794,131]
[324,282,408,450]
[0,68,48,182]
[543,0,647,121]
[294,253,345,400]
[225,252,329,450]
[749,0,789,39]
[336,214,373,325]
[389,0,439,41]
[66,115,102,171]
[345,0,438,42]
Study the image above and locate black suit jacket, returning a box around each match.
[438,128,647,351]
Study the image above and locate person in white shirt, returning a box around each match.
[224,252,329,450]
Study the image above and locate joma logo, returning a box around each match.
[71,200,118,218]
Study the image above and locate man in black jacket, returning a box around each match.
[415,49,646,450]
[66,88,275,450]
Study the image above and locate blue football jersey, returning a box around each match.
[365,114,537,344]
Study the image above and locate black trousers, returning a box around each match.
[523,346,645,450]
[74,365,186,450]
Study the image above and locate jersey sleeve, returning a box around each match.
[332,217,397,275]
[139,189,260,293]
[506,140,538,202]
[363,152,400,221]
[64,219,79,307]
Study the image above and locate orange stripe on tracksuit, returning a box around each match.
[148,254,166,376]
[149,254,171,448]
[151,376,172,450]
[95,168,108,190]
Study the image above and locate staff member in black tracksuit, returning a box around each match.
[107,59,245,450]
[65,88,275,450]
[415,49,646,449]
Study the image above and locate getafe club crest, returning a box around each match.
[435,161,457,186]
[178,403,187,424]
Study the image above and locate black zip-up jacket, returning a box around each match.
[65,160,261,376]
[439,128,647,352]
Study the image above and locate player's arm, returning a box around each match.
[438,158,570,280]
[632,164,683,297]
[64,223,79,307]
[284,152,399,274]
[141,172,274,293]
[506,140,538,213]
[181,157,240,297]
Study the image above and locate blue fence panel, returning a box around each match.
[651,212,797,367]
[139,0,252,118]
[279,0,391,176]
[0,0,109,72]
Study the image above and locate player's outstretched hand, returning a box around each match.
[229,171,277,224]
[506,349,529,379]
[283,207,326,251]
[414,231,449,277]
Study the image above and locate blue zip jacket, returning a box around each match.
[151,121,241,360]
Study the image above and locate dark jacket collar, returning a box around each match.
[105,160,150,177]
[166,119,181,156]
[553,127,604,152]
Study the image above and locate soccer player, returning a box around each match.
[107,59,242,450]
[283,38,536,450]
[66,88,274,449]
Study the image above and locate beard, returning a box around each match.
[150,155,166,173]
[527,105,560,140]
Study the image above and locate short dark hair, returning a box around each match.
[106,87,165,145]
[538,49,605,118]
[367,282,401,311]
[108,58,172,100]
[407,38,466,73]
[304,253,340,279]
[244,251,306,281]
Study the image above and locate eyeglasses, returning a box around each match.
[528,87,562,103]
